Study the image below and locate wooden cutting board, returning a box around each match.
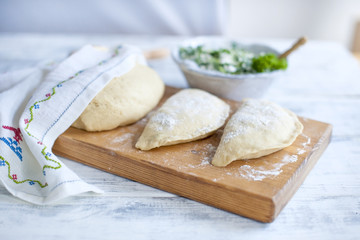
[53,86,332,223]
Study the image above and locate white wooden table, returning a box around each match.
[0,34,359,239]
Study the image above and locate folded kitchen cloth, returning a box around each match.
[0,44,146,204]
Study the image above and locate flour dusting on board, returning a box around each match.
[233,134,312,181]
[200,144,217,165]
[302,134,311,147]
[122,120,312,182]
[297,134,311,155]
[187,143,216,168]
[183,140,301,182]
[236,154,299,181]
[108,132,136,152]
[238,165,282,181]
[297,149,306,155]
[111,133,134,144]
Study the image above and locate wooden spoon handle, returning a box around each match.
[279,37,307,59]
[143,48,170,60]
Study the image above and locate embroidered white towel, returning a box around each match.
[0,44,146,204]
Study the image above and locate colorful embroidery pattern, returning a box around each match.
[0,125,47,187]
[0,126,23,161]
[0,155,48,187]
[0,46,124,188]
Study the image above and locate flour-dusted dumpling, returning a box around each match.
[135,89,230,150]
[72,64,164,131]
[211,99,303,167]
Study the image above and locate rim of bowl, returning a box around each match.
[172,36,284,79]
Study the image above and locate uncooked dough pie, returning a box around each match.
[211,98,303,167]
[135,88,230,150]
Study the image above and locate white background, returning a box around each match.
[1,0,360,49]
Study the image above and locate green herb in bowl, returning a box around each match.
[173,37,307,100]
[179,43,287,75]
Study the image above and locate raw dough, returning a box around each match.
[135,89,230,150]
[72,64,164,131]
[211,98,303,167]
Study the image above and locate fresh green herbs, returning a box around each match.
[179,44,287,75]
[252,53,287,73]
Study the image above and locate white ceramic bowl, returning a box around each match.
[172,37,284,101]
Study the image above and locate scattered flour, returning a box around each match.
[135,132,307,183]
[238,165,282,181]
[136,116,149,126]
[187,143,216,168]
[297,149,306,155]
[302,133,311,148]
[184,141,300,182]
[296,134,311,155]
[111,133,134,144]
[283,154,298,163]
[236,154,299,181]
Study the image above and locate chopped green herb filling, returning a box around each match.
[179,44,287,75]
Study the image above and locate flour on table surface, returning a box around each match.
[106,117,305,183]
[111,133,135,144]
[296,133,312,155]
[297,149,306,155]
[187,143,216,168]
[151,143,217,172]
[302,133,311,148]
[282,154,298,163]
[136,116,150,126]
[230,133,307,181]
[228,154,299,181]
[238,164,282,181]
[152,140,300,182]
